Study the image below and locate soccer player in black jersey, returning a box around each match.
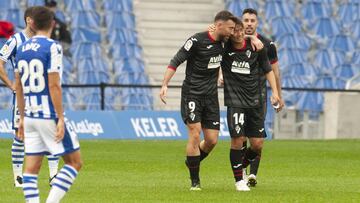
[241,8,284,187]
[221,21,280,191]
[159,10,237,191]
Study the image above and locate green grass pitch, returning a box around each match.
[1,139,360,202]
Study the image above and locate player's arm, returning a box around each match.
[160,37,196,104]
[268,42,284,110]
[15,71,24,141]
[244,35,264,51]
[258,49,280,109]
[48,43,65,142]
[0,37,17,91]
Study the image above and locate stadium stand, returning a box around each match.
[0,0,358,112]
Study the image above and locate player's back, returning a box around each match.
[15,36,63,119]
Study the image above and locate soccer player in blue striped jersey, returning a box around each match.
[0,6,59,188]
[15,7,82,203]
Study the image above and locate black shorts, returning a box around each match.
[227,106,266,138]
[181,95,220,130]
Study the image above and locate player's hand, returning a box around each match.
[159,85,168,104]
[276,97,285,113]
[55,118,65,143]
[270,94,281,113]
[10,82,16,92]
[17,118,24,141]
[250,37,264,51]
[208,24,216,33]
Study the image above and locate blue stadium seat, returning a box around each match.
[0,87,12,107]
[77,58,109,84]
[338,3,359,24]
[297,92,323,112]
[77,57,109,73]
[4,9,25,28]
[278,49,307,66]
[301,2,331,21]
[55,10,68,24]
[84,91,101,110]
[113,58,145,74]
[121,94,153,110]
[226,0,259,16]
[352,52,360,65]
[27,0,45,6]
[335,64,356,80]
[313,75,336,88]
[110,44,142,60]
[270,17,301,36]
[311,17,340,38]
[277,33,311,50]
[105,12,135,30]
[70,42,102,59]
[283,63,319,77]
[350,20,360,40]
[72,28,101,43]
[0,1,19,10]
[107,29,138,45]
[313,49,345,70]
[282,75,311,88]
[71,11,100,29]
[265,1,295,20]
[328,34,355,52]
[103,0,133,12]
[65,0,96,12]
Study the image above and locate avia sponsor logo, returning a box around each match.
[66,120,104,136]
[208,54,222,69]
[131,117,181,138]
[0,119,13,133]
[231,60,250,74]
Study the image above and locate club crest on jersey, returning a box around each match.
[0,44,9,56]
[207,54,222,69]
[246,50,251,58]
[231,60,250,74]
[235,125,241,134]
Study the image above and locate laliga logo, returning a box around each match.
[66,120,104,136]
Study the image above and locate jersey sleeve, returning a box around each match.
[48,42,63,73]
[0,36,17,63]
[258,48,272,74]
[267,41,278,64]
[168,36,198,70]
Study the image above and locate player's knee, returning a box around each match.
[231,137,245,149]
[206,137,218,147]
[65,158,83,171]
[251,143,263,153]
[188,125,201,135]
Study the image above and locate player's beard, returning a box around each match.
[245,27,255,35]
[219,34,230,42]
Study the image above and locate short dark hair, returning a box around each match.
[24,7,35,25]
[32,6,54,31]
[242,8,258,16]
[214,10,239,24]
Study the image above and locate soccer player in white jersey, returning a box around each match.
[0,6,59,188]
[15,6,82,203]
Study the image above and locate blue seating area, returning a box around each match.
[0,0,152,110]
[227,0,360,114]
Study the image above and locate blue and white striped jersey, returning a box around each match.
[15,35,63,119]
[0,31,29,69]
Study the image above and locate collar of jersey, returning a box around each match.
[33,35,48,38]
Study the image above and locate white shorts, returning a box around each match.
[24,117,80,156]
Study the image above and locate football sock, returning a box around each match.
[186,156,200,182]
[46,165,78,203]
[242,148,259,169]
[23,173,40,203]
[250,154,261,175]
[47,155,60,178]
[12,137,24,179]
[230,149,244,182]
[199,148,208,162]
